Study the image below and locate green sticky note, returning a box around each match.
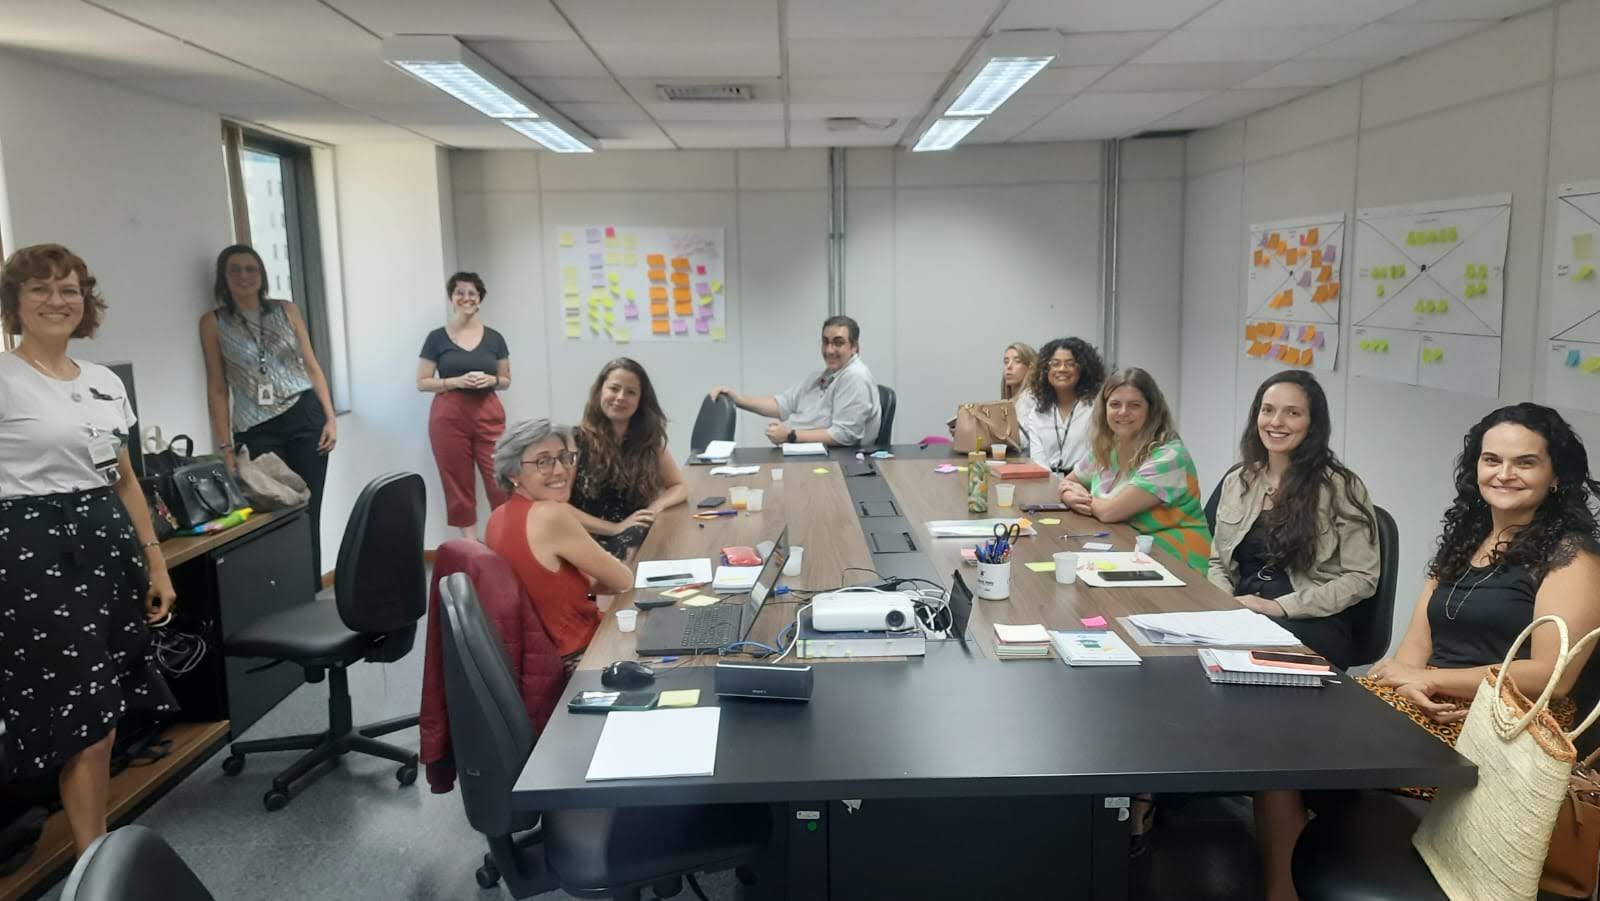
[607,272,620,284]
[1438,299,1449,312]
[564,321,581,339]
[711,280,724,293]
[1446,226,1458,242]
[1379,340,1390,352]
[699,294,714,306]
[709,326,726,341]
[1025,561,1056,574]
[613,327,630,344]
[604,311,615,324]
[625,289,637,301]
[1395,265,1405,278]
[1375,284,1385,297]
[658,689,699,708]
[1414,299,1427,313]
[813,467,830,475]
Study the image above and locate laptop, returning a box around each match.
[635,526,789,656]
[937,571,976,643]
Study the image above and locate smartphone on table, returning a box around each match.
[568,690,659,712]
[1248,651,1332,671]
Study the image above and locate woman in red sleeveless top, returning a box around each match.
[485,420,633,673]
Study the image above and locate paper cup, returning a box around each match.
[616,609,638,633]
[1053,552,1078,585]
[730,486,749,509]
[975,561,1012,600]
[991,443,1007,460]
[784,546,803,577]
[1135,534,1154,557]
[747,488,764,512]
[996,483,1016,507]
[771,467,784,481]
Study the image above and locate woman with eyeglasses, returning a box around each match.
[200,244,337,586]
[1015,337,1104,473]
[485,419,634,674]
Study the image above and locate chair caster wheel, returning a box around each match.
[396,764,418,786]
[262,788,290,812]
[475,863,500,889]
[221,754,245,777]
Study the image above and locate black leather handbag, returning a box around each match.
[168,462,247,529]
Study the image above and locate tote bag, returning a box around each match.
[234,446,310,512]
[952,401,1020,455]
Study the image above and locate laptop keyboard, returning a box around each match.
[680,609,741,649]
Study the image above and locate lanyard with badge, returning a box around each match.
[244,306,276,406]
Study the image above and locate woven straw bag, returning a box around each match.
[1413,615,1600,901]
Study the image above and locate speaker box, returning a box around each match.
[714,661,813,702]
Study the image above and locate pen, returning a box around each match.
[693,510,738,518]
[1061,531,1111,540]
[646,573,695,582]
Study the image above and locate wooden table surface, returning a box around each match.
[158,505,305,568]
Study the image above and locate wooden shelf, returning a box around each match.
[0,720,230,901]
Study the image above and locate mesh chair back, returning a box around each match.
[1346,505,1399,667]
[690,394,737,453]
[334,472,427,636]
[439,572,537,838]
[875,385,896,446]
[61,826,213,901]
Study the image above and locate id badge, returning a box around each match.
[89,431,121,483]
[257,383,276,406]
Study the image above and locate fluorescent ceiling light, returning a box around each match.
[912,117,983,152]
[390,61,536,119]
[946,56,1054,116]
[502,119,593,153]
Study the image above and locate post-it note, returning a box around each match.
[1080,616,1108,629]
[1025,561,1056,574]
[1037,518,1061,525]
[813,468,830,475]
[559,231,575,247]
[709,327,726,341]
[658,690,700,708]
[682,594,719,607]
[1084,541,1113,551]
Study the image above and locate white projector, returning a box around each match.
[811,591,917,632]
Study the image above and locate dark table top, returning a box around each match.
[514,648,1473,810]
[688,442,966,465]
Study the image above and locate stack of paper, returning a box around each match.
[1125,609,1299,647]
[993,622,1052,659]
[709,464,760,476]
[711,565,762,593]
[585,708,721,781]
[1198,650,1327,688]
[697,440,736,462]
[1050,631,1142,666]
[781,442,828,456]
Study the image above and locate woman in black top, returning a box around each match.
[568,358,687,559]
[416,272,511,540]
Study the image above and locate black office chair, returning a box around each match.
[60,826,214,901]
[1203,462,1243,532]
[1345,506,1399,668]
[689,393,737,454]
[437,573,772,900]
[221,472,427,811]
[874,384,896,447]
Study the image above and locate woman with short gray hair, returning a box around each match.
[484,419,633,672]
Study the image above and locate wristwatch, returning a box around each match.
[786,429,797,444]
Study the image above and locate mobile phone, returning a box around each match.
[1248,651,1332,671]
[634,596,677,609]
[1100,570,1163,582]
[568,690,659,713]
[1021,502,1069,513]
[697,496,726,508]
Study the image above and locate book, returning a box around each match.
[992,462,1050,480]
[993,622,1051,659]
[1050,631,1142,666]
[781,442,828,456]
[1197,649,1326,688]
[795,609,925,659]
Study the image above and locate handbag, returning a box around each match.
[952,401,1020,455]
[1544,745,1600,897]
[1412,615,1600,901]
[168,461,248,529]
[233,446,310,511]
[139,476,178,542]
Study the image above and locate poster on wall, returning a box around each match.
[1545,180,1600,414]
[1349,192,1510,398]
[554,225,727,344]
[1242,212,1346,372]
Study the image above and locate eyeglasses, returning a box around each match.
[1046,359,1079,371]
[521,451,579,473]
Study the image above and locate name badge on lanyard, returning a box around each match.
[257,382,276,407]
[88,428,121,484]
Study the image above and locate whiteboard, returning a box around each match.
[1545,180,1600,414]
[1350,193,1510,397]
[554,225,728,344]
[1242,212,1345,373]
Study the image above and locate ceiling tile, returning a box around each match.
[787,99,925,119]
[1134,26,1353,63]
[1185,0,1413,30]
[789,74,945,102]
[1383,0,1553,23]
[559,0,778,41]
[659,121,785,148]
[966,113,1047,144]
[617,77,785,105]
[468,41,611,78]
[786,0,994,38]
[989,93,1075,117]
[639,101,785,121]
[1019,90,1212,140]
[1094,61,1274,91]
[322,0,576,40]
[1148,87,1307,128]
[1299,21,1487,59]
[414,125,543,149]
[516,77,632,103]
[1055,31,1169,65]
[552,102,653,123]
[1235,58,1382,89]
[996,0,1218,31]
[786,38,969,75]
[589,40,781,77]
[1018,65,1113,96]
[589,121,674,147]
[788,121,900,147]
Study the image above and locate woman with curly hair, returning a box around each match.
[1256,402,1600,901]
[568,358,688,559]
[1015,337,1104,473]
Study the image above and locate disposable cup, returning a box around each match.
[784,546,803,577]
[616,609,638,633]
[730,486,749,509]
[991,443,1007,460]
[996,483,1016,507]
[1053,552,1079,585]
[747,488,765,512]
[771,468,784,481]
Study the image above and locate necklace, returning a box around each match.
[16,348,82,402]
[1444,564,1501,620]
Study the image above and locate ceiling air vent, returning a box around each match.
[826,117,897,132]
[657,84,754,102]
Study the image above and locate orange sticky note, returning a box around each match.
[651,301,668,316]
[1268,233,1281,249]
[1328,281,1339,296]
[675,301,693,316]
[648,269,666,283]
[1303,325,1317,342]
[1286,248,1299,266]
[1310,250,1322,268]
[1305,228,1319,246]
[671,257,690,271]
[649,286,667,301]
[1275,322,1288,338]
[646,254,666,268]
[1317,265,1332,283]
[651,319,670,335]
[671,271,690,287]
[1248,341,1270,357]
[1253,250,1265,267]
[1301,348,1314,367]
[673,286,692,303]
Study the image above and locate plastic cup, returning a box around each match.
[784,546,803,577]
[616,609,638,633]
[996,483,1016,507]
[991,443,1007,460]
[746,488,764,512]
[975,561,1012,600]
[1053,552,1079,585]
[1135,534,1154,557]
[730,486,749,509]
[771,467,784,481]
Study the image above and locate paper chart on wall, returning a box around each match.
[555,225,727,343]
[1546,180,1600,414]
[1243,212,1345,372]
[1349,193,1510,397]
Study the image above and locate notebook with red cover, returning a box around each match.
[721,546,762,566]
[993,462,1050,480]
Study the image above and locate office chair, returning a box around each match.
[221,472,428,811]
[689,394,737,454]
[875,384,896,447]
[1345,505,1398,668]
[1203,462,1243,532]
[60,826,214,901]
[437,573,773,900]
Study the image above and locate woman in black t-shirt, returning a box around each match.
[416,271,511,540]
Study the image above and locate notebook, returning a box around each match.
[711,565,763,592]
[1197,649,1326,688]
[992,462,1050,480]
[781,442,828,456]
[993,622,1052,659]
[1050,631,1142,666]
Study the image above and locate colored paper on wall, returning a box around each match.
[697,264,707,275]
[1286,248,1299,266]
[565,321,582,338]
[649,286,668,301]
[1254,250,1267,267]
[673,286,692,303]
[1310,250,1322,268]
[712,280,724,293]
[695,318,710,334]
[646,253,666,268]
[1297,270,1312,288]
[671,257,690,271]
[671,271,690,286]
[612,327,630,344]
[675,300,693,316]
[710,327,726,340]
[605,251,621,265]
[1305,228,1319,245]
[623,252,637,267]
[624,304,639,320]
[559,232,575,247]
[648,269,666,283]
[695,281,711,296]
[1317,265,1332,283]
[588,252,603,268]
[586,227,601,244]
[1575,232,1595,261]
[651,301,668,316]
[1583,356,1600,373]
[651,319,670,335]
[604,226,616,238]
[699,294,714,306]
[672,319,688,335]
[624,235,637,250]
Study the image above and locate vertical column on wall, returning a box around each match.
[828,147,848,316]
[221,123,252,245]
[1099,139,1122,365]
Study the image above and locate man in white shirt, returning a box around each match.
[709,315,882,446]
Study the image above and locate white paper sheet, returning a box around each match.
[708,465,760,476]
[697,440,736,461]
[781,442,828,456]
[1125,609,1300,647]
[926,518,1038,538]
[585,708,721,781]
[1074,553,1186,588]
[634,558,714,589]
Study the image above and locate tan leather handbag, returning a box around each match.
[1543,745,1600,898]
[951,401,1020,455]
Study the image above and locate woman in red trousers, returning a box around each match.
[416,271,511,540]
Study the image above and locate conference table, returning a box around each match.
[514,446,1473,900]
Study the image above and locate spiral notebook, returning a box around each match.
[1197,649,1326,688]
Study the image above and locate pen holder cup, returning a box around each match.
[975,560,1012,600]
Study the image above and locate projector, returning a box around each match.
[811,591,917,632]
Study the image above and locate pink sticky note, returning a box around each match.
[623,303,638,320]
[1080,616,1108,629]
[1297,270,1313,288]
[604,226,616,238]
[695,318,709,334]
[935,463,958,473]
[960,547,977,562]
[695,281,711,296]
[672,319,688,335]
[697,264,707,275]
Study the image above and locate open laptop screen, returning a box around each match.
[744,525,789,622]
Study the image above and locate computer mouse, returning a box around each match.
[600,660,656,689]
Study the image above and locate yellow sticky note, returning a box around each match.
[709,327,726,341]
[699,294,714,306]
[607,272,620,285]
[1375,284,1385,297]
[711,280,724,293]
[605,251,621,265]
[1037,517,1061,525]
[682,594,719,607]
[613,327,630,344]
[623,235,637,250]
[812,467,830,475]
[1025,561,1056,574]
[604,236,619,249]
[658,689,700,708]
[559,231,575,247]
[604,311,615,324]
[564,321,581,339]
[1574,264,1596,281]
[1575,233,1595,262]
[625,289,637,302]
[623,252,637,266]
[1095,561,1117,571]
[1582,356,1600,373]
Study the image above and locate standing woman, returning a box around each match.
[416,272,511,540]
[200,245,336,586]
[0,245,177,854]
[1015,337,1104,473]
[568,358,688,559]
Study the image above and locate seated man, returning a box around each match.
[710,315,882,446]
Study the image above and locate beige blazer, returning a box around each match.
[1206,466,1380,619]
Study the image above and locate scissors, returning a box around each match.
[992,522,1022,556]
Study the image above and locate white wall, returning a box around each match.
[1179,2,1600,651]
